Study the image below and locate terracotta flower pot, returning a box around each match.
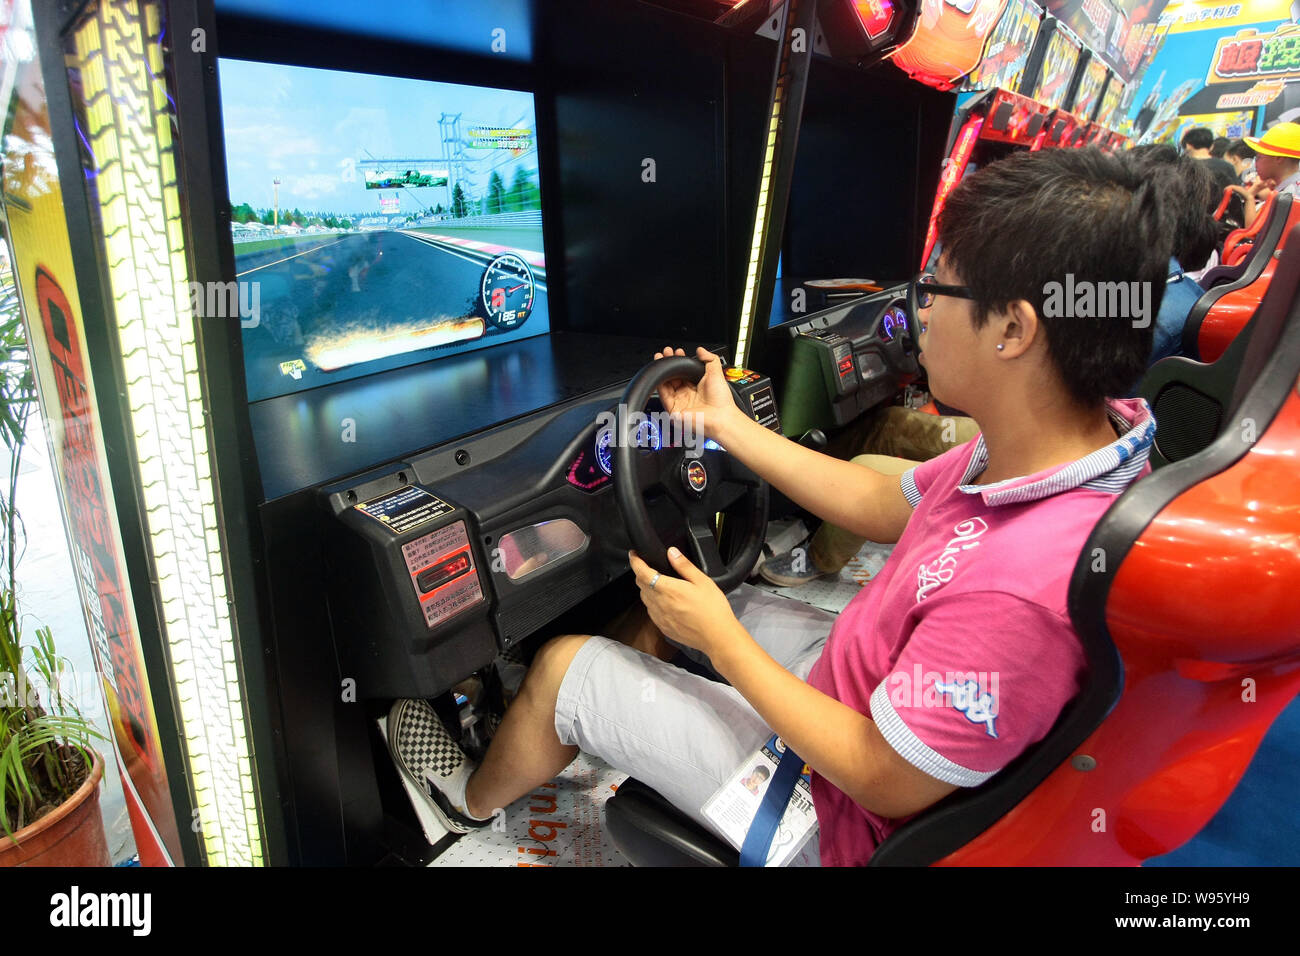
[0,749,111,867]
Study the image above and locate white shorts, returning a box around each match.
[553,583,834,863]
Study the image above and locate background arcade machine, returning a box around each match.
[752,1,1033,444]
[717,1,964,443]
[902,3,1060,273]
[1022,15,1088,148]
[1067,52,1113,146]
[912,9,1145,277]
[1031,24,1134,151]
[1093,72,1131,150]
[649,0,956,445]
[753,4,1084,448]
[8,0,959,867]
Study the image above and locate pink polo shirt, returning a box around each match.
[805,397,1155,866]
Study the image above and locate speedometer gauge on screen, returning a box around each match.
[480,254,535,330]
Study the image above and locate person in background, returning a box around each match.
[1182,127,1240,200]
[1124,147,1218,369]
[1210,136,1231,160]
[1226,139,1255,183]
[1220,140,1257,231]
[1232,122,1300,228]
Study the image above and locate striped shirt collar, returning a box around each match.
[954,397,1154,506]
[1275,170,1300,195]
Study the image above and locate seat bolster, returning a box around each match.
[605,779,739,867]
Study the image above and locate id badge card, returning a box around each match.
[701,734,818,867]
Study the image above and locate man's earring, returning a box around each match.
[996,344,1005,351]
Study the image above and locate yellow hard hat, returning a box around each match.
[1244,121,1300,159]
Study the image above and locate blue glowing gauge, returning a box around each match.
[635,418,662,451]
[881,307,906,342]
[595,419,662,477]
[596,427,613,476]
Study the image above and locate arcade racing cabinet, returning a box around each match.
[8,0,950,866]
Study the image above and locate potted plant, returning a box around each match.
[0,287,109,867]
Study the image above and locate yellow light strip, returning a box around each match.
[735,62,787,368]
[74,0,263,866]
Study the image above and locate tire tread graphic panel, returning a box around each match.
[74,0,262,866]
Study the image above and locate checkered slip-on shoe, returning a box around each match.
[387,698,492,835]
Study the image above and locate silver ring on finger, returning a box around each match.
[649,572,661,590]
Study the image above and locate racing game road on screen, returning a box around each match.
[219,59,549,401]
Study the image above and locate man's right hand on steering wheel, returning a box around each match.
[653,345,739,440]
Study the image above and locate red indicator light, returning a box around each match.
[417,550,473,594]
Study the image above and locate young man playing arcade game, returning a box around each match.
[388,148,1165,866]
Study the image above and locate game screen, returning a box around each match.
[1096,76,1124,129]
[1031,25,1082,110]
[1073,59,1107,121]
[963,0,1042,93]
[219,59,549,402]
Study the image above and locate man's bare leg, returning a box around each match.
[463,599,677,819]
[464,633,588,820]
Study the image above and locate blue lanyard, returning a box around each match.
[739,742,805,867]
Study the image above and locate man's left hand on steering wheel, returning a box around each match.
[628,546,737,658]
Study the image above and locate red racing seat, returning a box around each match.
[1182,192,1300,363]
[1197,192,1287,293]
[1221,194,1274,267]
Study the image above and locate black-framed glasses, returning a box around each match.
[909,272,974,311]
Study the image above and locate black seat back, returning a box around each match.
[1142,221,1300,468]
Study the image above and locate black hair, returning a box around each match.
[1124,148,1219,272]
[1227,139,1255,161]
[751,766,769,781]
[937,147,1167,406]
[1128,142,1179,164]
[1181,127,1214,151]
[1210,136,1230,158]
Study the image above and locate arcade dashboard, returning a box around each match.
[319,369,780,700]
[775,287,922,436]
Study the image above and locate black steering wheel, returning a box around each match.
[614,356,768,592]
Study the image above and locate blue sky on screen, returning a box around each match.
[219,59,538,217]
